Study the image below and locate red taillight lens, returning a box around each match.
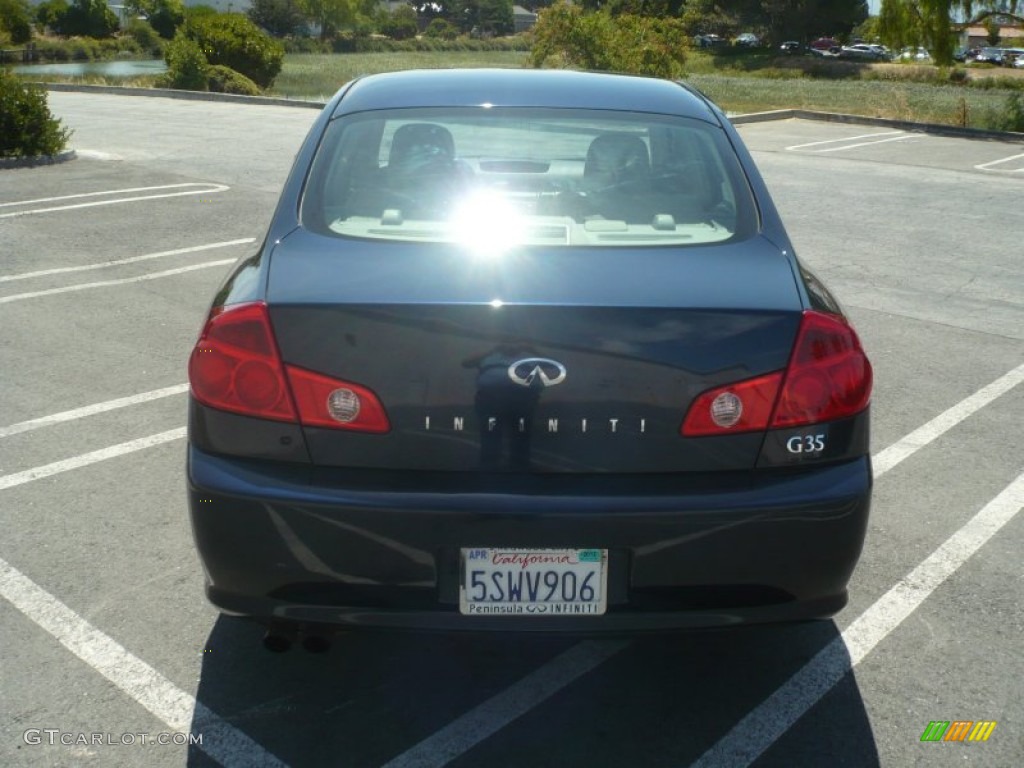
[286,365,391,433]
[189,303,296,422]
[681,310,872,437]
[771,310,872,427]
[681,372,783,436]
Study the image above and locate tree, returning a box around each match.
[299,0,358,38]
[0,0,33,44]
[878,1,1022,64]
[248,0,306,37]
[984,17,1000,45]
[59,0,120,38]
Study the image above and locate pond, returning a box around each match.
[11,60,167,78]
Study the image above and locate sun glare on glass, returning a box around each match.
[450,190,525,257]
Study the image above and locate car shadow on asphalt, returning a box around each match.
[187,616,879,767]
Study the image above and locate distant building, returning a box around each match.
[959,24,1024,48]
[512,5,536,34]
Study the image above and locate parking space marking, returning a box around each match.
[0,239,254,284]
[974,152,1024,173]
[0,428,184,491]
[380,360,1024,767]
[381,639,629,768]
[0,183,230,219]
[813,134,916,153]
[873,361,1024,476]
[0,556,287,768]
[691,469,1024,768]
[785,131,905,151]
[0,384,189,439]
[0,259,236,305]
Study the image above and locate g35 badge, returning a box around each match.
[787,434,826,454]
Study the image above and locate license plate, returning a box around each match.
[459,548,608,616]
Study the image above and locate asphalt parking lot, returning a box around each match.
[1,92,1022,768]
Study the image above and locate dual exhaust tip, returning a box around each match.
[262,624,334,654]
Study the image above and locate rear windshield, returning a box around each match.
[302,107,757,249]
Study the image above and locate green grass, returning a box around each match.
[688,74,1020,130]
[270,51,530,101]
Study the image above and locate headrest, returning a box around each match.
[584,134,650,180]
[389,123,456,172]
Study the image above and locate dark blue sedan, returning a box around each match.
[186,69,873,650]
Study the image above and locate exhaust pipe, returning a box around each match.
[262,625,296,653]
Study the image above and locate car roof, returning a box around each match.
[330,69,719,123]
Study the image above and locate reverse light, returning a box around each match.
[681,310,872,437]
[681,371,783,436]
[286,366,390,433]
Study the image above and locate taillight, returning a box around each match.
[189,302,296,422]
[770,310,872,427]
[189,302,391,433]
[681,310,871,436]
[286,365,390,433]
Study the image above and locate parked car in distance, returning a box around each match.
[841,43,889,61]
[810,37,841,51]
[972,47,1006,65]
[779,40,803,54]
[694,33,727,49]
[186,68,874,648]
[1015,53,1024,68]
[735,32,760,47]
[898,46,932,62]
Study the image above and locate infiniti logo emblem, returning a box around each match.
[507,358,567,388]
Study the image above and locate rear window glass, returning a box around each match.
[302,107,757,249]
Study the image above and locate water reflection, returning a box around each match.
[12,59,167,78]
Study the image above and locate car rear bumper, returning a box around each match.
[187,446,871,632]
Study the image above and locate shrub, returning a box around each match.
[126,19,164,56]
[531,4,686,79]
[424,18,458,40]
[207,64,261,95]
[0,70,72,158]
[159,33,209,91]
[187,13,284,89]
[379,5,419,41]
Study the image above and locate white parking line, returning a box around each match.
[974,152,1024,172]
[381,640,629,768]
[381,360,1024,767]
[873,361,1024,476]
[814,134,916,152]
[785,131,904,151]
[0,259,236,305]
[0,557,288,768]
[0,384,189,439]
[0,428,185,491]
[0,183,229,218]
[0,239,254,283]
[691,469,1024,768]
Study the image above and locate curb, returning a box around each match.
[0,149,77,170]
[731,108,1024,142]
[44,82,327,110]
